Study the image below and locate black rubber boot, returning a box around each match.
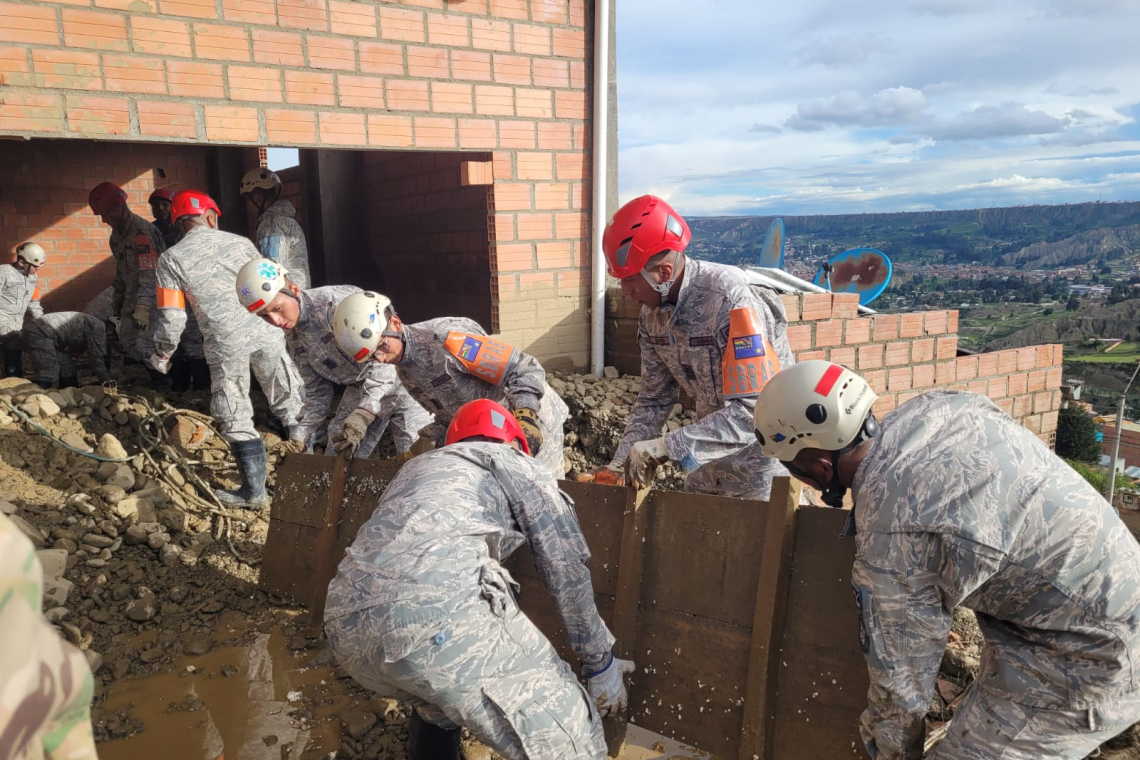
[169,359,191,393]
[146,366,172,393]
[406,713,461,760]
[3,349,23,379]
[191,359,211,390]
[59,375,79,390]
[215,439,269,508]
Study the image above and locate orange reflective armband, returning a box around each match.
[31,285,40,301]
[722,307,780,400]
[157,287,185,310]
[134,235,157,271]
[443,331,512,385]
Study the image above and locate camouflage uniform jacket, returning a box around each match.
[108,210,165,319]
[609,259,794,474]
[851,391,1140,760]
[153,226,284,365]
[82,286,114,323]
[26,312,106,350]
[0,263,43,337]
[289,286,431,446]
[153,217,182,249]
[256,199,310,289]
[325,443,615,672]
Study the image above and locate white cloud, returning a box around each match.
[786,87,929,131]
[922,103,1072,141]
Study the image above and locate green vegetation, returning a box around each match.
[1056,406,1102,463]
[1066,352,1140,364]
[1065,459,1131,495]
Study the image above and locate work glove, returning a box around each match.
[625,437,669,489]
[395,450,415,463]
[575,465,626,486]
[585,652,635,717]
[277,438,307,454]
[332,408,375,455]
[132,304,149,330]
[512,407,543,456]
[147,351,170,374]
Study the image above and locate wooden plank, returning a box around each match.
[738,477,798,760]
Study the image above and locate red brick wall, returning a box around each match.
[0,139,208,310]
[1102,426,1140,470]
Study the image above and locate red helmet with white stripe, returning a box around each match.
[445,399,530,455]
[171,190,221,224]
[602,195,691,279]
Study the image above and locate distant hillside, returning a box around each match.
[999,225,1140,269]
[986,299,1140,350]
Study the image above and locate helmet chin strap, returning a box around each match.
[820,450,848,508]
[639,251,679,303]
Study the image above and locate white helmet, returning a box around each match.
[16,242,46,267]
[753,360,878,462]
[236,258,289,314]
[239,167,282,195]
[333,291,397,362]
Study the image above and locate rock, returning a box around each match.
[603,365,620,379]
[44,606,70,623]
[10,515,46,548]
[84,650,103,675]
[110,657,130,680]
[937,678,964,704]
[30,394,61,417]
[52,537,77,554]
[941,645,980,679]
[60,432,92,452]
[95,433,128,460]
[98,520,119,538]
[160,544,181,566]
[123,525,148,545]
[82,533,115,549]
[139,648,164,664]
[340,709,377,741]
[157,507,188,533]
[113,413,129,426]
[42,577,73,607]
[0,499,16,515]
[184,632,213,657]
[7,452,24,469]
[111,497,155,524]
[95,461,118,482]
[17,402,40,418]
[124,588,157,622]
[36,549,68,580]
[165,464,186,487]
[85,559,107,568]
[146,532,169,550]
[100,484,129,503]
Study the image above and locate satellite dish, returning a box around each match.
[757,218,785,269]
[813,247,893,306]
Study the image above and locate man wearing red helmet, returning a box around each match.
[592,195,796,501]
[148,187,181,249]
[325,399,627,760]
[150,190,303,508]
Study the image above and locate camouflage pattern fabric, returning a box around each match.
[23,313,109,386]
[287,286,431,457]
[851,391,1140,760]
[81,286,114,323]
[153,227,302,442]
[324,443,612,759]
[608,259,794,500]
[107,210,165,361]
[136,231,204,362]
[0,263,43,346]
[256,199,310,289]
[153,216,181,249]
[395,318,568,475]
[0,514,98,760]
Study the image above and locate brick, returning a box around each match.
[489,0,526,19]
[1017,346,1037,372]
[167,60,224,98]
[0,3,58,45]
[1022,414,1042,435]
[872,394,896,417]
[222,0,274,22]
[494,212,515,241]
[204,104,258,141]
[569,182,588,209]
[279,0,328,31]
[31,49,101,91]
[797,350,826,362]
[308,35,355,70]
[911,337,935,363]
[987,376,1008,400]
[554,89,587,119]
[496,118,534,148]
[1033,391,1051,414]
[537,122,571,150]
[779,294,801,322]
[132,17,192,57]
[569,59,585,88]
[253,30,305,67]
[924,310,948,335]
[1052,344,1064,365]
[224,64,279,101]
[843,318,870,345]
[266,108,316,143]
[829,346,856,368]
[380,6,424,42]
[872,314,899,342]
[0,46,31,86]
[284,70,334,105]
[337,74,384,109]
[367,113,412,147]
[0,92,62,132]
[909,363,933,389]
[831,293,859,319]
[428,12,469,46]
[537,241,573,268]
[408,45,448,77]
[899,312,923,338]
[1035,344,1053,369]
[1041,410,1059,434]
[449,50,491,81]
[884,341,910,366]
[933,336,956,361]
[858,343,884,370]
[137,100,196,138]
[319,111,365,145]
[801,293,832,321]
[886,367,912,393]
[431,81,472,113]
[66,94,129,134]
[569,0,585,25]
[997,398,1014,416]
[528,57,569,89]
[552,27,585,57]
[472,17,511,51]
[935,360,955,386]
[516,151,552,180]
[555,211,586,239]
[1045,366,1062,389]
[495,243,534,271]
[104,54,168,95]
[533,181,568,209]
[978,352,998,377]
[330,0,376,36]
[785,324,811,353]
[531,0,566,23]
[360,42,404,74]
[413,115,455,147]
[1027,369,1047,393]
[493,182,531,210]
[457,117,496,148]
[947,310,959,333]
[1007,372,1027,397]
[996,349,1017,375]
[514,87,551,118]
[513,23,550,55]
[555,151,587,180]
[386,79,429,111]
[63,9,128,51]
[814,319,842,348]
[193,23,250,62]
[159,0,216,18]
[493,54,530,85]
[967,379,988,395]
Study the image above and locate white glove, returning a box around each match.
[332,408,376,455]
[132,304,150,330]
[625,437,669,489]
[147,351,170,374]
[586,653,635,717]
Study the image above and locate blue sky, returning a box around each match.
[617,0,1140,216]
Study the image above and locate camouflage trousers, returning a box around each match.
[210,343,303,443]
[685,445,792,501]
[24,323,108,387]
[116,307,142,361]
[325,574,605,759]
[929,685,1140,759]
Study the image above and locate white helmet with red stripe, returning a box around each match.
[235,258,288,315]
[332,290,398,362]
[16,242,46,267]
[753,360,878,462]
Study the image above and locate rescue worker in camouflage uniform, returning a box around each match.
[325,399,632,760]
[148,186,181,249]
[23,312,110,389]
[0,513,98,760]
[150,190,303,508]
[240,168,311,289]
[588,195,794,500]
[235,259,432,459]
[0,242,45,378]
[753,360,1140,760]
[88,181,166,384]
[333,292,569,476]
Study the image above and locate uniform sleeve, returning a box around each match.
[852,532,1000,760]
[493,456,615,671]
[610,313,679,468]
[152,257,187,358]
[293,359,335,446]
[499,347,545,412]
[258,230,285,264]
[110,236,126,317]
[356,363,401,418]
[27,283,44,320]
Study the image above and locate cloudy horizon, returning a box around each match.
[617,0,1140,217]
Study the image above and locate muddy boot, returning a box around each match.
[169,358,191,393]
[146,366,172,393]
[191,358,211,390]
[59,375,79,390]
[3,349,23,379]
[215,439,269,508]
[407,713,460,760]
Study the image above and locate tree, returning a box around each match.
[1066,294,1080,311]
[1065,459,1131,495]
[1056,406,1102,463]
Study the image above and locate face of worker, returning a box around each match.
[258,287,301,330]
[619,258,676,308]
[100,201,129,229]
[246,188,273,213]
[16,259,40,275]
[370,315,405,365]
[150,198,172,224]
[786,449,833,493]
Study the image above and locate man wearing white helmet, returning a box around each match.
[0,242,46,378]
[235,259,431,459]
[753,360,1140,760]
[331,292,569,477]
[240,168,311,289]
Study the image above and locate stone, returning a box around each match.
[99,484,128,503]
[165,416,213,451]
[941,645,980,679]
[36,549,68,580]
[30,394,60,417]
[123,525,148,546]
[0,499,16,515]
[124,588,157,622]
[157,507,188,533]
[107,464,136,491]
[603,365,620,379]
[340,709,377,741]
[111,497,156,525]
[52,537,77,554]
[113,413,129,426]
[937,678,964,704]
[10,515,45,548]
[82,533,114,549]
[146,532,169,550]
[43,577,74,607]
[17,402,40,419]
[160,544,181,566]
[165,465,186,487]
[60,432,92,452]
[94,462,118,482]
[98,520,119,538]
[44,606,70,623]
[110,657,130,680]
[139,648,164,664]
[184,632,213,657]
[95,433,128,461]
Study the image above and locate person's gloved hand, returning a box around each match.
[395,450,415,463]
[132,304,149,330]
[575,465,626,486]
[277,438,307,454]
[512,407,542,456]
[586,653,635,717]
[332,408,376,455]
[625,437,669,489]
[147,351,170,374]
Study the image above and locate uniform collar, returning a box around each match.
[648,258,698,326]
[295,290,311,327]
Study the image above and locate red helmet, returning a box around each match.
[445,399,530,455]
[171,190,221,224]
[88,182,127,215]
[602,195,691,279]
[149,187,176,203]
